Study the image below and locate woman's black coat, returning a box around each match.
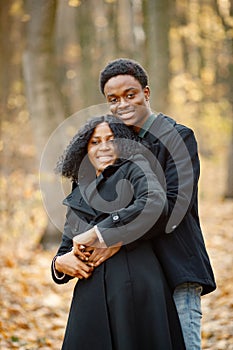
[52,155,185,350]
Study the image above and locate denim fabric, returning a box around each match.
[173,282,203,350]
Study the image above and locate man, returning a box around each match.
[95,58,216,349]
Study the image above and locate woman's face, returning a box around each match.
[87,122,117,176]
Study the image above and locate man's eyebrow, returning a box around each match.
[107,87,137,97]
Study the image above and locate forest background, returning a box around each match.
[0,0,233,349]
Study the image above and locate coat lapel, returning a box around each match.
[63,186,98,216]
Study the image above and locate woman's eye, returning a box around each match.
[91,140,98,145]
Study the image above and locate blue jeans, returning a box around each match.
[173,282,203,350]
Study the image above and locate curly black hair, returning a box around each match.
[99,58,149,95]
[55,114,147,181]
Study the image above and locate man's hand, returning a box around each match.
[88,244,122,267]
[73,227,103,260]
[72,228,122,268]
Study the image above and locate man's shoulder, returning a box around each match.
[155,113,192,131]
[149,113,194,139]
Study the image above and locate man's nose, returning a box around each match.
[118,97,129,108]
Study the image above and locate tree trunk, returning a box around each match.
[224,40,233,198]
[0,1,12,117]
[0,0,25,120]
[225,0,233,198]
[23,0,66,248]
[225,119,233,198]
[143,0,170,113]
[215,0,233,198]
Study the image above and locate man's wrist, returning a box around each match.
[94,225,107,247]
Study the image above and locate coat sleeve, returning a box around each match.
[161,127,200,234]
[96,156,168,246]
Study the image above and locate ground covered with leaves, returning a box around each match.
[0,164,233,349]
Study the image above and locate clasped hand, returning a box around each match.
[55,228,122,280]
[73,227,122,273]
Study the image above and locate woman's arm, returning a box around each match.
[51,234,94,284]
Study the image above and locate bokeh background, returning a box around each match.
[0,1,233,349]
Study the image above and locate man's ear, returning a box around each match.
[144,85,150,100]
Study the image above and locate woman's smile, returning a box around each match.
[87,122,117,175]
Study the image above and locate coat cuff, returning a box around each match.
[94,225,107,247]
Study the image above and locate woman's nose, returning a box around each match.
[99,141,110,150]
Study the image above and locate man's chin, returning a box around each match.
[117,115,135,126]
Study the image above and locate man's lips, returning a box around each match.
[117,109,135,116]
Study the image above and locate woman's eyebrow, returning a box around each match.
[92,133,114,138]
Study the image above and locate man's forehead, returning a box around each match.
[104,75,141,93]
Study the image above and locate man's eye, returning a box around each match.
[109,98,118,104]
[127,93,135,99]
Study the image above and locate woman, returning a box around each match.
[52,115,185,350]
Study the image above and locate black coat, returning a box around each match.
[52,155,185,350]
[142,113,216,295]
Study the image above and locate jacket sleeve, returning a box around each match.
[161,127,200,234]
[96,155,168,246]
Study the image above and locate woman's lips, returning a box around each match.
[97,155,114,162]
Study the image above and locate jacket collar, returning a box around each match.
[63,186,98,216]
[62,159,127,214]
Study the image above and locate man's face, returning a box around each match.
[103,75,151,130]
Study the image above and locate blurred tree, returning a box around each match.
[55,0,81,114]
[0,1,12,117]
[143,0,170,113]
[7,0,231,249]
[23,0,67,247]
[55,0,118,115]
[0,0,25,120]
[215,0,233,198]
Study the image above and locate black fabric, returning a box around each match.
[142,113,216,295]
[53,155,185,349]
[61,242,185,350]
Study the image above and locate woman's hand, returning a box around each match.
[55,250,94,279]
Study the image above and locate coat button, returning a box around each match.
[112,215,119,221]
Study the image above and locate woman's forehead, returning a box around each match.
[91,122,113,137]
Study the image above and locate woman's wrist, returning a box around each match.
[53,256,66,280]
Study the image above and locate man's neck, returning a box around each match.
[133,111,153,133]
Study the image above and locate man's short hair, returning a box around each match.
[99,58,149,95]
